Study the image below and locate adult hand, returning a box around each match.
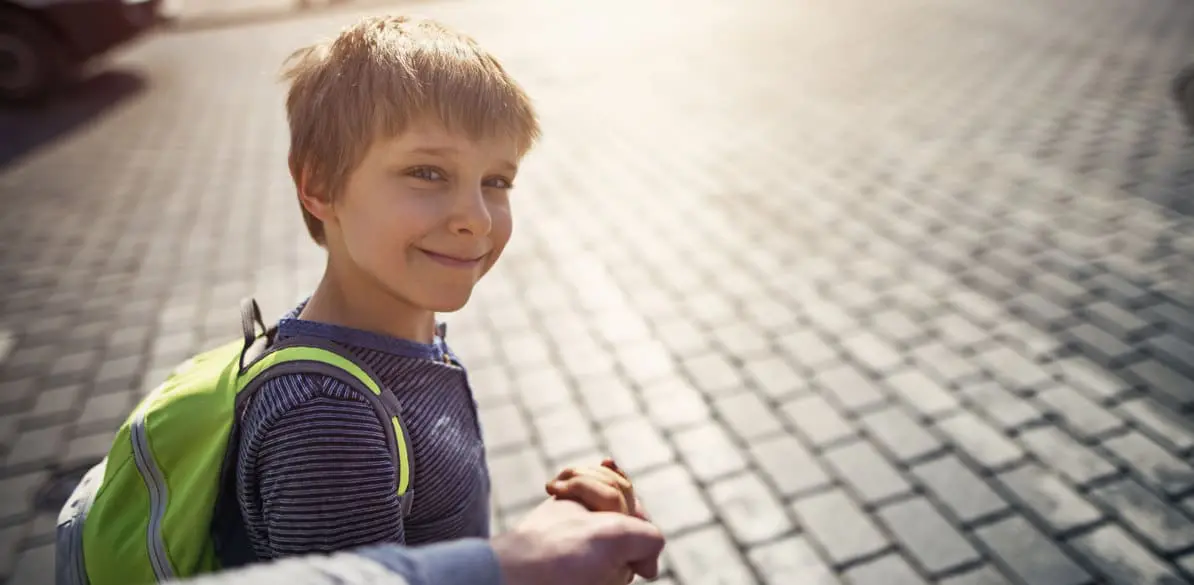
[492,497,665,585]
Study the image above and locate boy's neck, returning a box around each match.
[299,264,438,345]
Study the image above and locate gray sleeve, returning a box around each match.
[172,539,502,585]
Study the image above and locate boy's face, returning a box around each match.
[313,118,521,313]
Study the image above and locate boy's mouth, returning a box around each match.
[417,248,486,269]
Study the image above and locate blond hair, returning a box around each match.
[281,15,540,243]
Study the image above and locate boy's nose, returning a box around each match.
[449,187,493,236]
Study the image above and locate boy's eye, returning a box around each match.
[408,166,446,182]
[484,176,515,190]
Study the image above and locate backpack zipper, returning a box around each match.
[129,408,176,582]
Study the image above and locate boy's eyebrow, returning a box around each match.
[408,146,518,173]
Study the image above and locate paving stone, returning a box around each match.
[1149,334,1194,375]
[1053,358,1134,403]
[975,346,1053,392]
[995,463,1104,535]
[673,422,748,483]
[642,377,712,430]
[937,411,1025,470]
[708,472,793,544]
[884,368,962,419]
[3,426,66,468]
[487,447,550,511]
[870,309,926,345]
[710,323,773,362]
[616,340,676,386]
[25,383,83,422]
[776,329,840,373]
[666,525,755,585]
[823,439,913,504]
[844,554,928,585]
[681,353,745,396]
[933,313,992,349]
[655,319,713,358]
[714,391,784,441]
[576,373,639,423]
[974,516,1092,585]
[1101,431,1194,497]
[749,433,833,497]
[1069,524,1183,585]
[513,368,572,414]
[529,402,598,462]
[912,454,1009,524]
[815,365,888,414]
[743,354,803,400]
[603,416,675,474]
[876,497,981,575]
[1015,425,1118,487]
[1115,398,1194,453]
[62,430,115,469]
[857,405,943,462]
[478,404,531,452]
[1085,301,1153,339]
[8,543,53,585]
[957,380,1046,431]
[634,465,714,535]
[0,471,46,524]
[780,393,856,447]
[1011,292,1070,326]
[1089,477,1194,553]
[1128,359,1194,409]
[1068,323,1138,367]
[0,521,25,581]
[791,490,891,567]
[839,332,904,374]
[748,536,841,585]
[938,566,1014,585]
[912,342,982,385]
[1090,274,1149,306]
[1033,385,1126,440]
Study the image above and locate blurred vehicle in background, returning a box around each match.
[0,0,161,104]
[1177,64,1194,134]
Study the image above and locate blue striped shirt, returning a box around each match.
[235,304,492,561]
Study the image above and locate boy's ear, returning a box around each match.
[291,156,333,223]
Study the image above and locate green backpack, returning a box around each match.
[55,299,416,585]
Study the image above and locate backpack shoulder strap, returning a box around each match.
[233,300,415,511]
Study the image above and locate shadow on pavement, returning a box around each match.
[0,70,147,173]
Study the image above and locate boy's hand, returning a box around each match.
[545,458,636,517]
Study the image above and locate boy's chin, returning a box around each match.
[413,288,474,314]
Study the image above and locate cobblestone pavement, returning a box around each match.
[2,0,1194,583]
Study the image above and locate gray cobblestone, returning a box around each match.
[62,430,115,469]
[487,447,549,512]
[708,472,793,545]
[512,367,571,414]
[780,394,856,448]
[957,380,1045,432]
[876,497,981,575]
[1017,426,1119,487]
[792,490,891,567]
[743,354,803,400]
[815,365,887,415]
[844,554,928,585]
[912,455,1009,524]
[975,516,1092,585]
[1115,398,1194,454]
[994,463,1104,535]
[76,390,135,426]
[1033,385,1126,440]
[673,423,748,483]
[642,378,712,430]
[1067,323,1138,367]
[1090,477,1194,554]
[776,330,839,373]
[939,567,1013,585]
[478,404,531,452]
[1149,334,1194,376]
[937,412,1025,470]
[1084,301,1153,340]
[681,353,745,397]
[575,373,638,423]
[884,369,961,419]
[1101,431,1194,497]
[0,521,23,581]
[1128,359,1194,408]
[714,391,783,441]
[911,342,982,386]
[3,426,65,469]
[823,440,913,505]
[748,536,840,585]
[603,416,675,474]
[858,406,942,462]
[840,332,903,374]
[0,471,46,524]
[1053,358,1133,403]
[976,346,1053,392]
[635,465,714,535]
[748,433,832,497]
[529,402,598,462]
[1069,524,1182,585]
[8,543,53,585]
[667,525,756,585]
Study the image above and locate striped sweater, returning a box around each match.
[231,303,498,585]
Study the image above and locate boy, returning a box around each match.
[228,13,651,571]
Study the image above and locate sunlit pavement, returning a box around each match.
[2,0,1194,583]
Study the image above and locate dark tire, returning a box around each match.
[1176,65,1194,134]
[0,9,68,105]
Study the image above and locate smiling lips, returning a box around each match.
[418,248,486,268]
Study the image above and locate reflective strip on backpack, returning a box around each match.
[129,407,177,582]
